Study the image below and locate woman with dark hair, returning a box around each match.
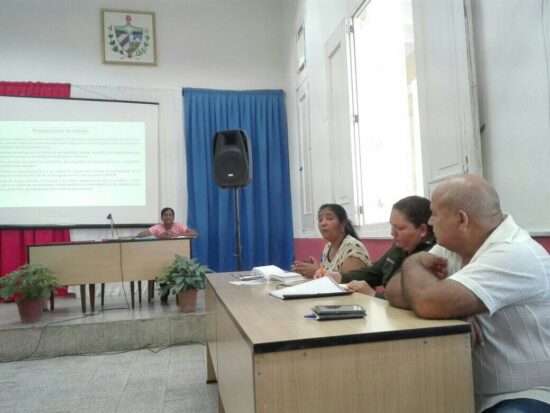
[291,204,371,277]
[136,207,198,239]
[322,195,435,297]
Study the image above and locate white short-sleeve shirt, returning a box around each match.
[430,215,550,412]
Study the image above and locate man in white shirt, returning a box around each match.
[399,174,550,413]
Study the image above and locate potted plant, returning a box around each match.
[156,255,210,313]
[0,264,59,323]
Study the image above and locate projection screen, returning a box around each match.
[0,96,159,226]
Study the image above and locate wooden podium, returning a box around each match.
[28,238,192,312]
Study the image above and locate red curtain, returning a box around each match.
[0,81,72,298]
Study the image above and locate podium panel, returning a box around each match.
[28,238,191,285]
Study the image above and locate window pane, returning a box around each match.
[353,0,423,225]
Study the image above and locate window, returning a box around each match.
[324,0,482,236]
[351,0,423,227]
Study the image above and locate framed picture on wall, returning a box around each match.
[102,9,157,65]
[296,22,306,72]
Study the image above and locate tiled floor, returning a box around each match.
[0,344,218,412]
[0,292,204,331]
[0,292,206,362]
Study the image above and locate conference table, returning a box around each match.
[206,273,474,413]
[28,237,192,312]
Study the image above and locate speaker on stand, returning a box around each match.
[212,129,252,271]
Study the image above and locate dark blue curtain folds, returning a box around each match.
[184,88,294,272]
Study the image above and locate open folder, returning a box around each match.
[251,265,304,284]
[269,276,351,300]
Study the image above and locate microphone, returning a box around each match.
[107,213,115,239]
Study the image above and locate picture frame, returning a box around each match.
[101,9,157,66]
[296,22,306,72]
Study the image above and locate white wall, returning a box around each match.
[473,0,550,233]
[0,0,284,89]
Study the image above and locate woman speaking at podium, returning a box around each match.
[136,207,198,239]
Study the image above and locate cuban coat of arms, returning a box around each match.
[103,10,156,65]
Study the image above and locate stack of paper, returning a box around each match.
[269,276,350,300]
[251,265,304,284]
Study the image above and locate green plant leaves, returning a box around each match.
[155,255,210,296]
[0,264,58,301]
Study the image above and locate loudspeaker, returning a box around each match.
[212,129,252,188]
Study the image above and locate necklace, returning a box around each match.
[327,235,345,262]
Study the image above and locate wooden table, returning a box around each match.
[28,238,191,312]
[206,273,474,413]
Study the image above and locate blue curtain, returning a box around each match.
[184,88,294,272]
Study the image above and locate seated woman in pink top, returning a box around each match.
[136,207,198,239]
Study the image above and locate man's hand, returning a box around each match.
[466,316,484,348]
[417,252,448,279]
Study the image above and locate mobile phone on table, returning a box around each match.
[312,304,366,320]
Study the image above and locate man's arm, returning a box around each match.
[383,272,410,309]
[401,252,487,319]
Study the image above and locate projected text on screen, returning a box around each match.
[0,121,146,207]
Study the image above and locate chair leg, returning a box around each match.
[138,281,142,304]
[101,283,105,307]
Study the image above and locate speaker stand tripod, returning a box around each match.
[233,187,243,271]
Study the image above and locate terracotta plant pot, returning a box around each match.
[16,299,44,323]
[177,289,198,313]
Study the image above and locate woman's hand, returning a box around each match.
[316,270,342,283]
[136,229,152,238]
[291,256,319,278]
[345,280,375,296]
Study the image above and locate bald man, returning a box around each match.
[399,175,550,413]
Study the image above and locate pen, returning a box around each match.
[304,314,317,319]
[314,263,325,279]
[240,275,264,281]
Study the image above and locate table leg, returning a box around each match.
[207,345,217,383]
[50,291,54,310]
[101,283,105,307]
[148,280,154,303]
[89,284,96,313]
[138,281,142,304]
[80,285,86,313]
[130,281,135,309]
[218,394,225,413]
